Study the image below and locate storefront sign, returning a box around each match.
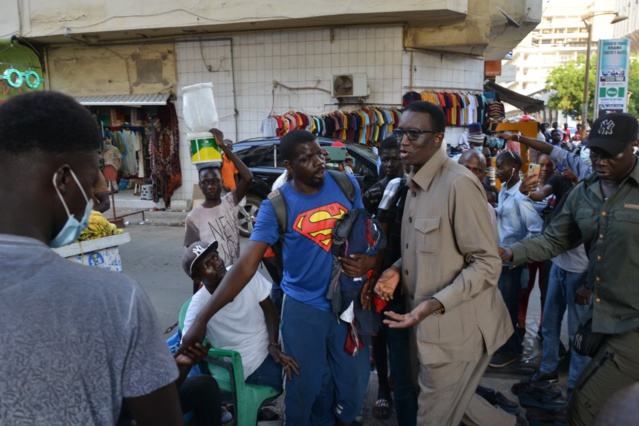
[1,68,43,89]
[485,60,502,77]
[594,39,631,118]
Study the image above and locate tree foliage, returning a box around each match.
[545,54,639,120]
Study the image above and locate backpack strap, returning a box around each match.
[268,189,288,238]
[268,170,356,237]
[326,169,356,205]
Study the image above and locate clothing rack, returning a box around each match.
[262,106,403,145]
[323,103,403,107]
[403,90,489,126]
[403,86,482,93]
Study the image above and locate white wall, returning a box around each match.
[173,26,485,201]
[403,50,485,145]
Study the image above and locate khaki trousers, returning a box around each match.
[417,352,516,426]
[569,328,639,426]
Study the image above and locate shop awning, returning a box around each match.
[484,81,544,113]
[75,93,171,107]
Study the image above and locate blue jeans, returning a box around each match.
[246,353,284,391]
[539,263,590,389]
[384,300,418,426]
[497,265,524,356]
[280,296,370,425]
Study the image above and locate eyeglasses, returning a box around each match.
[392,128,442,142]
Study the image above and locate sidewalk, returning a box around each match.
[104,188,189,227]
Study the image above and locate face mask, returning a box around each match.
[49,169,94,248]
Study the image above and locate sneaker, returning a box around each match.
[529,369,559,389]
[489,353,520,368]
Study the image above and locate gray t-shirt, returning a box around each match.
[183,193,240,266]
[0,234,178,426]
[552,244,589,273]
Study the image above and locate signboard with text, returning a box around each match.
[594,38,631,118]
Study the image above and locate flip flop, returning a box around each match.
[372,398,391,419]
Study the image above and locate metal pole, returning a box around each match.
[581,20,592,140]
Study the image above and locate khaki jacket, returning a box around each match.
[397,149,512,364]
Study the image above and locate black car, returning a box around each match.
[233,136,379,236]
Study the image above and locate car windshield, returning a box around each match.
[343,142,377,163]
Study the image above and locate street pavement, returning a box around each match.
[113,207,569,424]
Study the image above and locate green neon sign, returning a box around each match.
[1,68,44,89]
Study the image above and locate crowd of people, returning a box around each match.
[1,91,638,426]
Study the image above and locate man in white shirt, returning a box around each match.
[181,241,299,389]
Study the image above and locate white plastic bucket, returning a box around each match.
[182,82,219,133]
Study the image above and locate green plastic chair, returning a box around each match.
[178,298,283,426]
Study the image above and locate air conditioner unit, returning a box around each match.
[332,73,368,98]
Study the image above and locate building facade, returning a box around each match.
[502,0,620,95]
[1,0,541,204]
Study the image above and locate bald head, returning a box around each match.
[458,150,487,182]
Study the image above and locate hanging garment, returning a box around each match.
[147,104,182,205]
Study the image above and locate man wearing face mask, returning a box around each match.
[489,150,543,368]
[0,92,183,425]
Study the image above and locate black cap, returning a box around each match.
[182,240,218,278]
[586,113,638,156]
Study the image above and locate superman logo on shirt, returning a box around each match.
[293,203,348,252]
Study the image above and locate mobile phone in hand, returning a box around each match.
[527,163,541,181]
[325,146,347,162]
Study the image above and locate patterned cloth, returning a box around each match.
[148,104,182,205]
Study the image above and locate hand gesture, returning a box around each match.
[383,310,421,329]
[498,246,513,262]
[374,267,400,301]
[360,277,376,310]
[574,285,593,305]
[519,174,538,194]
[175,341,211,367]
[339,253,375,278]
[209,128,225,149]
[176,318,207,357]
[383,299,436,329]
[268,345,300,381]
[494,132,514,141]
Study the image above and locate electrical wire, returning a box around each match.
[23,9,294,37]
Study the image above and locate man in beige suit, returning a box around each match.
[375,101,518,425]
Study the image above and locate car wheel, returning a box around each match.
[238,194,262,237]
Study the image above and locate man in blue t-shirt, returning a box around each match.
[180,130,375,426]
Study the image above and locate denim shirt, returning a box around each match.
[496,180,543,247]
[550,146,592,181]
[510,159,639,334]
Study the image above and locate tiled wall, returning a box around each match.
[174,26,485,201]
[403,50,485,146]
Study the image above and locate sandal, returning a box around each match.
[372,398,391,419]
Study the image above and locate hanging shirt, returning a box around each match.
[261,117,278,137]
